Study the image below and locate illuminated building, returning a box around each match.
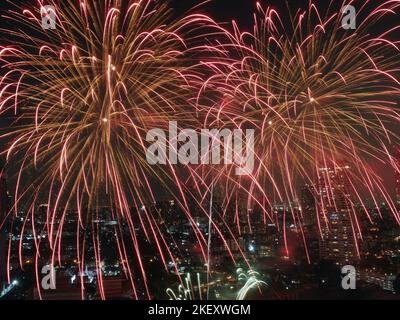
[300,184,320,263]
[317,166,357,264]
[300,184,317,227]
[361,270,397,293]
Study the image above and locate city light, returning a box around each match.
[0,0,399,303]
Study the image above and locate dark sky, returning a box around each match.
[170,0,309,30]
[171,0,270,26]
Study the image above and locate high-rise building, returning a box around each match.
[317,166,357,265]
[300,184,320,263]
[301,184,317,226]
[0,167,9,289]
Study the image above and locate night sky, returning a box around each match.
[0,0,398,194]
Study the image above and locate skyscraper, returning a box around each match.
[300,184,320,263]
[301,184,317,226]
[317,166,357,265]
[0,167,9,288]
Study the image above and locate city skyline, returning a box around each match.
[0,0,399,304]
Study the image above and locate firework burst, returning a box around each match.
[195,0,400,261]
[1,0,400,300]
[0,0,227,299]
